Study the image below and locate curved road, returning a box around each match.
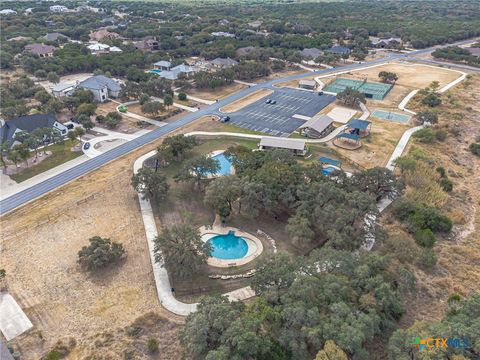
[0,39,477,215]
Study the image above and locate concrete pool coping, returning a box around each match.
[199,225,264,268]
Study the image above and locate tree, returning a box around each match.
[154,224,211,279]
[378,71,398,84]
[138,93,150,105]
[347,167,403,200]
[163,134,196,161]
[422,93,442,107]
[73,89,94,104]
[34,69,47,79]
[0,141,11,171]
[35,89,52,104]
[77,114,94,131]
[394,156,416,173]
[13,143,30,168]
[76,103,97,117]
[67,130,77,144]
[141,101,164,117]
[105,111,122,129]
[336,86,366,106]
[204,176,242,218]
[315,341,348,360]
[47,71,60,84]
[175,155,220,189]
[78,236,125,271]
[45,98,64,114]
[177,92,187,101]
[7,149,21,167]
[155,144,175,168]
[163,93,173,109]
[415,111,438,124]
[63,97,80,113]
[469,142,480,156]
[131,167,169,201]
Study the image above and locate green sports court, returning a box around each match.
[371,109,410,123]
[324,77,393,100]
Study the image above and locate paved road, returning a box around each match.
[0,38,477,215]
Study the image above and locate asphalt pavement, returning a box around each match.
[0,38,477,215]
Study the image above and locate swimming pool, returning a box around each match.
[149,69,162,75]
[211,153,233,176]
[322,166,336,175]
[208,231,249,260]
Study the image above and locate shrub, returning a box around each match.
[393,198,453,233]
[96,115,106,123]
[147,337,159,354]
[44,350,61,360]
[469,143,480,156]
[78,236,125,271]
[177,92,187,101]
[439,177,453,192]
[435,129,448,141]
[417,248,437,269]
[448,292,461,305]
[413,128,435,143]
[414,229,436,248]
[436,166,446,177]
[422,93,442,107]
[139,93,150,105]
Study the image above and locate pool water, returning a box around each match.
[208,232,248,260]
[322,166,336,175]
[211,153,233,175]
[149,69,162,75]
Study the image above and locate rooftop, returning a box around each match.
[299,115,334,134]
[259,137,306,151]
[24,44,56,55]
[77,75,121,92]
[347,118,371,130]
[299,48,323,58]
[1,114,57,145]
[211,57,238,67]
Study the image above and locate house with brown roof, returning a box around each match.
[89,29,120,42]
[24,44,56,57]
[134,37,159,51]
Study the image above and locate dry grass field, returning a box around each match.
[186,82,246,101]
[0,118,216,359]
[384,74,480,326]
[219,88,273,113]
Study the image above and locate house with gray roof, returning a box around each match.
[329,45,351,55]
[298,115,334,138]
[236,46,255,57]
[43,33,69,42]
[153,60,172,70]
[370,37,402,48]
[24,44,56,57]
[211,57,238,69]
[76,75,121,102]
[298,48,323,59]
[0,114,68,147]
[154,64,197,80]
[259,137,307,156]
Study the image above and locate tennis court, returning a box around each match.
[371,109,410,123]
[324,78,393,100]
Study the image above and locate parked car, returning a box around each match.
[265,99,272,104]
[270,100,277,104]
[66,123,74,129]
[220,116,230,123]
[318,91,324,96]
[83,142,90,150]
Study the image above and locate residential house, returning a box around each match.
[211,31,235,38]
[298,48,323,59]
[248,20,263,29]
[43,33,69,42]
[89,29,120,42]
[76,75,121,102]
[87,43,122,55]
[370,37,402,48]
[134,37,159,51]
[298,79,317,90]
[211,57,238,69]
[49,5,69,12]
[329,45,351,55]
[298,115,334,138]
[258,137,307,156]
[24,44,56,57]
[153,60,172,71]
[0,114,68,147]
[0,9,17,15]
[1,338,14,360]
[154,64,197,80]
[52,82,76,97]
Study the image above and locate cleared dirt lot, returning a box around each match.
[0,118,215,359]
[219,88,273,113]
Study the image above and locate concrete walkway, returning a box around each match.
[398,90,419,115]
[83,127,150,158]
[134,151,254,316]
[234,79,256,87]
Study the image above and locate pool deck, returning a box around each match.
[200,223,264,268]
[206,150,235,178]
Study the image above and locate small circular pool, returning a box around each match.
[208,231,249,260]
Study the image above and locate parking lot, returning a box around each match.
[229,88,335,137]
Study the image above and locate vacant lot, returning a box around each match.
[219,88,273,113]
[186,82,246,101]
[0,118,216,359]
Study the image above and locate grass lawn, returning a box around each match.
[10,141,83,183]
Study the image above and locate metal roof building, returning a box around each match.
[259,137,307,155]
